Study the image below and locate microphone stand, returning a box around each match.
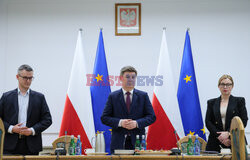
[174,130,179,160]
[174,130,181,154]
[173,130,184,160]
[65,131,67,155]
[56,150,59,160]
[174,130,181,153]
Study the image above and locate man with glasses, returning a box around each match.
[101,66,156,153]
[0,64,52,155]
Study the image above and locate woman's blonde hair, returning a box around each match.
[218,74,234,87]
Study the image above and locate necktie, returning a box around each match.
[126,92,131,112]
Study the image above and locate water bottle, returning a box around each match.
[193,134,200,155]
[187,135,193,155]
[140,135,146,150]
[69,135,76,155]
[75,135,82,155]
[135,135,141,151]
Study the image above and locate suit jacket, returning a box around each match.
[101,88,156,153]
[0,89,52,153]
[205,95,248,152]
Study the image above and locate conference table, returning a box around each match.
[2,155,232,160]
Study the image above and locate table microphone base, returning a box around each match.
[170,148,181,155]
[55,148,66,155]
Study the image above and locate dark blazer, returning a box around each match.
[0,89,52,153]
[205,95,248,152]
[101,88,156,153]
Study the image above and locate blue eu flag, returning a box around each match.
[177,30,206,140]
[90,29,111,153]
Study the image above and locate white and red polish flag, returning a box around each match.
[147,29,184,150]
[59,29,95,153]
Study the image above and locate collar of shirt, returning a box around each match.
[122,88,134,103]
[17,87,30,96]
[122,88,134,96]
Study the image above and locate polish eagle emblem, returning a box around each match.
[120,8,137,27]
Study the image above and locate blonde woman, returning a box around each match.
[205,75,248,152]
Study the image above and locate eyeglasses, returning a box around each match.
[125,75,136,79]
[219,83,232,87]
[19,75,34,81]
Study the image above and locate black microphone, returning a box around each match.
[174,130,180,149]
[55,148,66,155]
[170,130,181,155]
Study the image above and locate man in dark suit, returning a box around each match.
[101,66,156,153]
[0,64,52,155]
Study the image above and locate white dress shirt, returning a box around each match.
[122,88,133,103]
[118,88,138,128]
[8,88,35,135]
[18,88,29,127]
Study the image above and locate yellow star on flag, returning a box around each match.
[184,75,192,83]
[201,126,206,135]
[187,130,195,136]
[95,74,103,82]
